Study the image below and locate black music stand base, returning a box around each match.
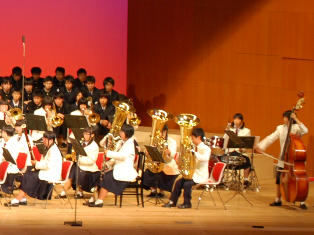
[224,168,253,206]
[64,221,82,226]
[246,155,261,192]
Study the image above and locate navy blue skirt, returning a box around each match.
[143,169,178,192]
[99,170,129,195]
[2,173,18,194]
[20,170,53,200]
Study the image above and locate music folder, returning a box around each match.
[145,145,165,163]
[24,114,48,131]
[2,148,16,165]
[64,114,89,129]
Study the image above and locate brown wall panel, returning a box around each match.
[127,0,314,175]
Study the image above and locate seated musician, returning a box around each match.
[163,128,210,209]
[0,100,16,126]
[0,125,20,195]
[255,111,308,210]
[223,113,252,187]
[88,124,138,207]
[31,96,55,141]
[143,124,179,198]
[56,127,100,199]
[14,120,34,178]
[69,89,88,112]
[5,131,62,207]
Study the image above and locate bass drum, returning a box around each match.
[209,136,225,155]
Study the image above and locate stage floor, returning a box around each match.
[0,178,313,235]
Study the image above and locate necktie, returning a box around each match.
[4,143,6,148]
[195,147,198,152]
[17,136,21,141]
[83,143,87,147]
[235,129,239,136]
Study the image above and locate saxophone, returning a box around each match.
[145,109,173,173]
[174,114,200,180]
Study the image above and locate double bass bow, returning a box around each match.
[280,91,308,202]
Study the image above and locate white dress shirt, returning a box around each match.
[163,137,179,175]
[78,141,100,172]
[223,127,251,153]
[193,141,211,183]
[0,137,20,174]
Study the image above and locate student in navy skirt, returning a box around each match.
[88,124,137,207]
[5,131,62,207]
[0,125,20,195]
[55,126,100,199]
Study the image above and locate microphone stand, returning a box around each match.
[21,36,25,114]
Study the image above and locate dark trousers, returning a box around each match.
[170,178,196,205]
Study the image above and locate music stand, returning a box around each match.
[24,114,48,132]
[144,145,166,205]
[223,131,252,206]
[240,136,261,192]
[71,128,85,142]
[2,148,16,165]
[64,115,89,130]
[64,138,87,227]
[36,144,45,154]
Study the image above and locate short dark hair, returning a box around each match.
[1,77,13,85]
[31,67,42,75]
[55,67,65,74]
[33,90,44,98]
[11,87,22,94]
[53,91,65,100]
[86,76,95,84]
[2,125,15,136]
[231,113,245,129]
[77,68,87,76]
[76,88,88,98]
[103,77,115,87]
[42,96,53,106]
[24,78,34,86]
[44,76,53,83]
[43,131,56,140]
[12,66,22,75]
[192,128,205,141]
[121,124,134,138]
[0,100,9,107]
[98,90,111,100]
[283,110,296,124]
[78,97,88,107]
[15,119,26,127]
[64,75,75,84]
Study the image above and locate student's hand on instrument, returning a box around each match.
[107,122,111,129]
[101,120,109,127]
[104,149,108,156]
[57,113,64,119]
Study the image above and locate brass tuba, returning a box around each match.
[174,113,200,180]
[104,100,136,151]
[145,109,173,173]
[87,96,101,124]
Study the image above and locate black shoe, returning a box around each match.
[270,201,282,206]
[244,181,252,187]
[300,204,307,210]
[19,201,27,206]
[157,193,165,198]
[178,203,192,209]
[55,194,67,199]
[88,202,103,207]
[147,192,157,197]
[4,202,19,207]
[83,201,93,206]
[61,143,67,148]
[162,202,176,208]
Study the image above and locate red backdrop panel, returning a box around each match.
[0,0,127,92]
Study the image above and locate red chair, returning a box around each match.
[197,162,227,210]
[16,152,28,173]
[0,162,11,209]
[32,146,42,161]
[45,161,73,209]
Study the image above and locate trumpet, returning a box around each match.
[87,96,100,124]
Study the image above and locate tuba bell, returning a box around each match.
[145,109,173,173]
[174,113,200,180]
[51,102,64,127]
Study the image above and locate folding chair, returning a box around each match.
[115,151,146,207]
[16,152,28,173]
[45,161,73,209]
[0,162,11,209]
[197,162,227,210]
[32,146,42,161]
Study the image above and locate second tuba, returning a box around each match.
[145,109,173,173]
[174,113,200,180]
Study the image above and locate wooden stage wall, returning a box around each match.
[127,0,314,175]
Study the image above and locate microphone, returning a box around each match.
[22,36,25,43]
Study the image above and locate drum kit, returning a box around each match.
[204,136,246,190]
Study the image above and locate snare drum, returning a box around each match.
[209,136,225,155]
[221,155,246,166]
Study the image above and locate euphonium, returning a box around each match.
[104,100,136,151]
[174,113,200,180]
[51,102,64,127]
[87,96,101,124]
[145,109,173,173]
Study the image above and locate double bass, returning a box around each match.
[280,92,309,202]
